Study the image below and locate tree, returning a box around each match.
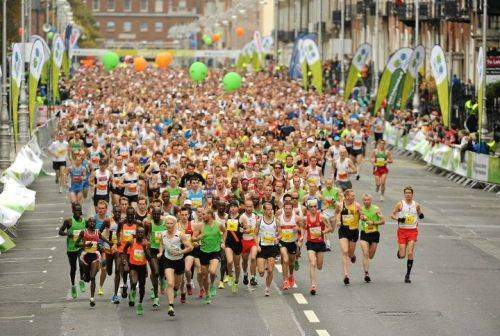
[0,0,22,62]
[67,0,100,48]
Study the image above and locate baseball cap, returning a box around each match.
[307,137,314,143]
[333,135,340,141]
[183,199,192,206]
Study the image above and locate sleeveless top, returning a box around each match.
[259,216,278,246]
[162,229,183,260]
[398,200,419,230]
[279,212,297,243]
[305,212,325,243]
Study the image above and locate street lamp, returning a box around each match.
[479,0,488,141]
[0,0,12,170]
[412,0,420,114]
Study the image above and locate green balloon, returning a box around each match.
[189,62,208,83]
[203,35,212,46]
[222,72,242,92]
[101,51,119,71]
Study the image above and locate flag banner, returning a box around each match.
[68,27,80,63]
[30,35,51,84]
[0,230,16,253]
[252,31,263,72]
[386,68,405,112]
[430,45,450,126]
[236,42,253,71]
[344,43,372,101]
[299,39,308,89]
[28,39,45,131]
[401,45,425,108]
[476,47,484,137]
[289,33,317,80]
[303,39,323,94]
[261,36,274,55]
[52,34,64,102]
[62,24,72,77]
[11,43,23,139]
[374,47,412,114]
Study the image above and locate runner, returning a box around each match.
[145,207,166,308]
[48,132,68,193]
[391,186,424,283]
[239,199,259,287]
[214,200,229,289]
[178,206,202,298]
[303,199,333,295]
[335,189,361,285]
[359,194,385,282]
[67,153,87,206]
[277,201,302,290]
[58,204,86,299]
[255,202,280,297]
[90,159,111,210]
[100,207,121,303]
[335,149,357,191]
[370,139,393,201]
[224,201,243,293]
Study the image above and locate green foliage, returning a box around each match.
[67,0,100,48]
[0,0,22,60]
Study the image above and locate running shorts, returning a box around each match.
[374,132,383,142]
[279,241,297,255]
[160,256,185,275]
[126,195,139,204]
[257,245,279,259]
[306,241,327,253]
[199,250,220,266]
[360,231,380,244]
[351,149,363,157]
[53,161,66,170]
[373,166,389,176]
[338,225,359,242]
[225,238,243,255]
[93,194,110,207]
[337,180,353,191]
[397,228,418,244]
[129,263,148,278]
[242,239,256,254]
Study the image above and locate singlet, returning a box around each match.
[336,158,350,182]
[183,221,193,240]
[123,173,139,196]
[225,215,242,242]
[149,219,166,249]
[374,117,384,134]
[118,144,131,158]
[305,212,325,243]
[398,200,419,230]
[279,212,297,243]
[188,189,204,209]
[200,222,222,253]
[66,217,86,252]
[162,229,184,260]
[167,186,182,205]
[340,202,360,230]
[94,169,111,196]
[360,205,380,233]
[307,166,322,186]
[129,241,147,266]
[352,132,363,150]
[240,212,258,241]
[89,147,102,169]
[259,216,278,246]
[94,214,108,231]
[119,223,137,252]
[112,165,126,188]
[374,151,388,167]
[69,165,85,186]
[83,229,99,253]
[322,187,340,209]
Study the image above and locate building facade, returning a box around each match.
[84,0,202,49]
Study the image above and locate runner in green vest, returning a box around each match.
[371,140,393,201]
[58,204,87,298]
[146,207,166,308]
[321,179,343,251]
[192,208,226,304]
[359,194,385,283]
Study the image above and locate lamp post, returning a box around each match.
[372,0,379,97]
[0,0,11,169]
[479,0,488,141]
[412,0,420,114]
[18,0,30,146]
[340,0,345,89]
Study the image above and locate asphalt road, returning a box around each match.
[1,152,500,336]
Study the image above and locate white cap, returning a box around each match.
[307,137,314,143]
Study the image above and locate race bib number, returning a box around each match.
[133,249,145,261]
[154,231,166,244]
[85,241,98,252]
[191,199,202,208]
[376,157,386,167]
[91,156,99,164]
[262,235,275,245]
[128,184,138,193]
[72,230,81,242]
[309,226,322,239]
[342,214,354,226]
[97,184,107,191]
[281,229,294,242]
[72,175,83,184]
[364,223,376,233]
[111,231,118,244]
[123,229,135,241]
[338,171,348,180]
[405,214,416,225]
[226,219,238,232]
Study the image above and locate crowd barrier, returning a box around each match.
[0,118,57,253]
[384,122,500,187]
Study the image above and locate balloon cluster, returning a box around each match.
[189,62,242,92]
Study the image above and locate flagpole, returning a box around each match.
[412,0,420,115]
[479,0,488,142]
[340,0,345,89]
[18,0,30,146]
[0,0,12,169]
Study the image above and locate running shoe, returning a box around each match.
[344,276,350,285]
[325,240,332,252]
[180,293,186,304]
[198,288,205,299]
[128,290,136,307]
[250,277,258,286]
[288,275,296,288]
[150,289,155,300]
[282,281,290,291]
[210,284,217,298]
[404,274,411,283]
[204,294,211,305]
[218,280,225,289]
[136,304,143,316]
[121,285,128,298]
[71,285,77,299]
[310,285,317,295]
[294,260,300,271]
[223,275,229,283]
[227,275,234,287]
[186,283,193,296]
[152,297,160,308]
[264,288,271,297]
[243,274,249,285]
[168,305,175,316]
[356,175,360,181]
[111,294,120,304]
[79,280,86,293]
[364,274,371,283]
[350,255,356,263]
[231,283,239,294]
[90,298,95,307]
[98,287,104,296]
[380,195,384,202]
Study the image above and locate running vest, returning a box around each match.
[89,147,102,168]
[183,221,193,240]
[162,229,183,260]
[284,164,295,175]
[69,165,85,186]
[360,205,380,233]
[188,189,203,209]
[240,213,257,241]
[340,202,360,230]
[352,132,363,150]
[305,212,325,243]
[279,212,297,243]
[167,186,181,205]
[94,214,108,231]
[94,169,111,196]
[149,219,166,249]
[374,151,388,167]
[322,187,340,209]
[259,216,278,246]
[118,144,131,158]
[336,158,350,182]
[129,241,147,265]
[398,200,419,230]
[123,173,139,196]
[307,166,321,186]
[200,222,222,253]
[112,165,126,187]
[120,223,137,248]
[83,229,99,253]
[67,217,86,252]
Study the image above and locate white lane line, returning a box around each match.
[35,202,67,206]
[304,310,320,323]
[0,270,47,275]
[316,330,330,336]
[20,217,63,223]
[275,264,283,273]
[293,293,308,305]
[0,256,53,262]
[10,246,57,251]
[0,282,46,290]
[0,314,35,320]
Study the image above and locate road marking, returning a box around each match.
[35,202,67,206]
[316,330,330,336]
[0,257,53,263]
[275,264,283,273]
[0,314,35,320]
[293,293,308,305]
[0,282,46,290]
[10,246,57,251]
[304,310,320,323]
[29,210,64,214]
[20,217,63,223]
[0,270,47,276]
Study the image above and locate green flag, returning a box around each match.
[344,43,371,101]
[401,45,425,108]
[29,39,46,130]
[386,69,405,112]
[299,39,308,90]
[430,45,450,127]
[476,47,485,139]
[11,43,23,139]
[303,39,323,94]
[0,230,16,253]
[52,34,65,102]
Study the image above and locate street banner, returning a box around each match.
[261,36,273,55]
[430,45,450,127]
[11,43,23,139]
[401,45,425,108]
[0,230,16,253]
[344,43,371,101]
[28,39,46,131]
[289,33,317,80]
[374,47,412,114]
[236,41,253,71]
[62,24,72,76]
[302,39,323,94]
[386,68,405,112]
[68,27,80,63]
[30,35,51,84]
[52,34,65,102]
[476,47,484,138]
[251,31,263,72]
[298,39,308,90]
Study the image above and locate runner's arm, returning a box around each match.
[58,219,71,236]
[375,207,386,226]
[387,151,393,164]
[391,202,403,221]
[416,203,424,219]
[220,223,227,249]
[180,233,193,254]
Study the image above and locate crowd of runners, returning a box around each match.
[51,64,424,316]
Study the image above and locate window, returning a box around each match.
[140,0,148,12]
[123,22,132,32]
[92,0,100,11]
[155,0,163,12]
[140,22,148,32]
[123,0,131,11]
[95,21,100,28]
[106,21,115,31]
[155,22,163,32]
[178,0,186,10]
[107,0,115,11]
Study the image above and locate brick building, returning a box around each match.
[84,0,203,48]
